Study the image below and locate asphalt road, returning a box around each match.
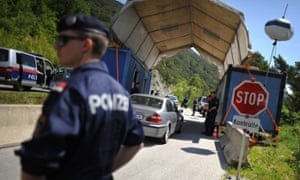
[0,109,227,180]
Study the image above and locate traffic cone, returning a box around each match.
[212,126,218,139]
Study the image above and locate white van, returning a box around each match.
[0,47,56,90]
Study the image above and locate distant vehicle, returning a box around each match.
[52,67,72,80]
[0,47,56,90]
[198,96,208,117]
[166,95,184,131]
[166,95,179,107]
[49,67,72,88]
[131,94,182,144]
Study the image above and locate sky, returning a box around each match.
[222,0,299,66]
[116,0,299,65]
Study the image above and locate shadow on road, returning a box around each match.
[143,117,206,147]
[172,117,209,143]
[181,147,215,155]
[176,117,228,171]
[143,137,162,147]
[143,115,213,146]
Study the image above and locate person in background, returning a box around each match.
[202,94,212,135]
[181,97,188,108]
[192,97,198,116]
[150,90,155,95]
[205,91,219,136]
[15,14,144,180]
[36,61,44,86]
[130,82,140,94]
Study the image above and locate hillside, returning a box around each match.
[155,49,218,89]
[152,49,219,100]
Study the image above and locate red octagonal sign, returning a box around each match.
[231,80,269,116]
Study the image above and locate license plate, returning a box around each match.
[136,114,144,120]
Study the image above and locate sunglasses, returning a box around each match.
[56,35,86,47]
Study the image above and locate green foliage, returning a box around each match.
[281,106,300,125]
[0,91,48,104]
[155,49,218,104]
[0,0,122,65]
[250,52,271,71]
[272,56,300,113]
[279,123,300,178]
[88,0,122,26]
[274,55,290,74]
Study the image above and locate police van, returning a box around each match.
[0,47,56,90]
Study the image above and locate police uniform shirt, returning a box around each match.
[15,61,144,179]
[209,97,219,114]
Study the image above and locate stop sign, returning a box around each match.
[231,80,269,116]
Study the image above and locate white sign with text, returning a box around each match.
[232,115,260,132]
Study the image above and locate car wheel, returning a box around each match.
[175,115,183,134]
[161,126,170,144]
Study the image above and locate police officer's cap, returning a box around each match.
[57,14,110,38]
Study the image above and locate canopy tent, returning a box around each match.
[111,0,253,78]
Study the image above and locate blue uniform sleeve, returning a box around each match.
[15,89,82,175]
[122,102,144,146]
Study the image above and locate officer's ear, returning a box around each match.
[82,38,93,52]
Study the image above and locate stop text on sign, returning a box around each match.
[235,91,265,106]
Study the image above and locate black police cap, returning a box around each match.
[57,14,110,38]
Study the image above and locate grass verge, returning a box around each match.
[225,123,300,180]
[0,90,48,104]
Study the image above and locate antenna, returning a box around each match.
[282,4,288,19]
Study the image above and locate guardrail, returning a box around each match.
[0,105,41,148]
[219,121,249,165]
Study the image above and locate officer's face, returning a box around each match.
[211,93,216,98]
[55,30,87,68]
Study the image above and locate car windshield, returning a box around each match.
[131,96,163,109]
[169,96,177,101]
[166,95,178,102]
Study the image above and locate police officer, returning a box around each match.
[15,14,144,180]
[206,91,219,136]
[130,82,140,94]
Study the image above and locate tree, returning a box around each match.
[47,0,90,19]
[250,52,270,71]
[273,55,300,112]
[274,55,289,74]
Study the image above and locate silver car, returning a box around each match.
[131,94,181,144]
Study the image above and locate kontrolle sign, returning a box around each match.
[232,80,269,116]
[232,115,260,132]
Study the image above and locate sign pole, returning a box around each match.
[236,132,246,180]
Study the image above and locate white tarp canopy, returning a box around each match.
[111,0,253,78]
